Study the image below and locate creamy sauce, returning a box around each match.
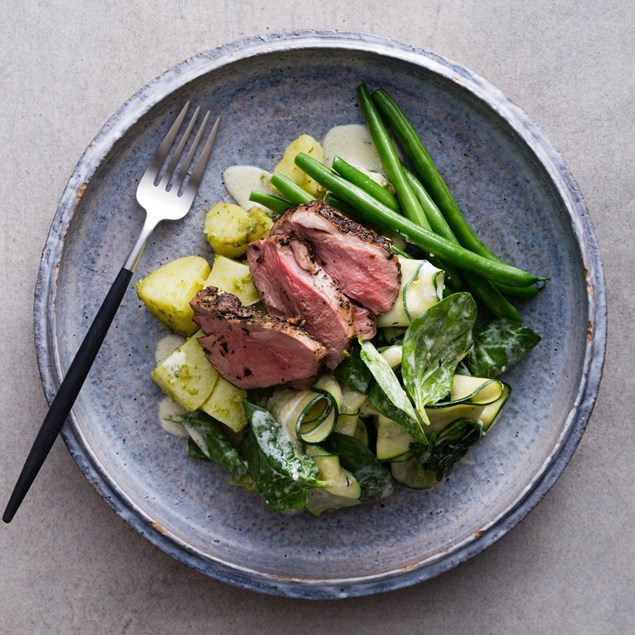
[155,335,188,437]
[158,396,189,437]
[322,123,384,172]
[154,334,185,365]
[223,165,274,211]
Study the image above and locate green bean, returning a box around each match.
[357,84,430,230]
[371,88,510,264]
[494,280,542,299]
[270,173,315,205]
[403,167,455,241]
[332,156,400,212]
[403,168,520,319]
[294,152,547,288]
[248,191,292,215]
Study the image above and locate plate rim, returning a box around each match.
[33,30,607,599]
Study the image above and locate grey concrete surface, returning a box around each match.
[1,1,633,633]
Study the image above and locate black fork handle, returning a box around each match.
[3,267,134,523]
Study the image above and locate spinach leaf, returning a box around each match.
[466,318,541,378]
[366,382,425,444]
[323,433,394,503]
[411,417,484,481]
[402,292,477,420]
[169,412,247,482]
[242,425,313,512]
[243,401,320,484]
[359,339,426,443]
[187,438,208,461]
[334,340,373,393]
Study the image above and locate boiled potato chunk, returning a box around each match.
[200,375,247,432]
[151,331,219,411]
[246,206,273,242]
[204,203,272,258]
[202,254,260,306]
[136,255,211,335]
[273,134,326,198]
[204,203,252,258]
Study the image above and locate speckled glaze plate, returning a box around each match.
[34,32,606,598]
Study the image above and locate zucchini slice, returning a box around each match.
[306,489,360,517]
[376,415,413,461]
[450,375,505,404]
[480,383,511,431]
[377,257,444,328]
[424,375,506,433]
[305,446,361,500]
[268,375,342,444]
[390,457,438,490]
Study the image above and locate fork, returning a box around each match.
[3,103,220,523]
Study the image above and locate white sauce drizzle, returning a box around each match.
[154,334,185,365]
[155,335,188,437]
[158,396,189,438]
[223,165,274,211]
[322,123,384,172]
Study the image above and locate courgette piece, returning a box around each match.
[335,413,360,437]
[375,415,413,461]
[391,457,438,490]
[379,345,403,369]
[339,383,368,415]
[424,375,506,433]
[377,257,444,328]
[479,383,511,431]
[450,374,505,404]
[306,489,361,517]
[151,330,219,411]
[268,375,342,444]
[305,446,361,499]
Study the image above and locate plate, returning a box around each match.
[34,31,606,598]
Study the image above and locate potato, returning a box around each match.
[245,206,273,242]
[273,134,326,198]
[200,375,247,432]
[204,201,274,258]
[204,203,253,258]
[203,255,260,306]
[151,331,219,411]
[136,255,211,335]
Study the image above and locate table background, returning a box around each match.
[1,2,633,633]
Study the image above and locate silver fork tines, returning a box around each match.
[127,105,220,270]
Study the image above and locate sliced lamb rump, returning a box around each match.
[191,287,327,390]
[351,300,377,340]
[247,234,355,369]
[270,200,401,315]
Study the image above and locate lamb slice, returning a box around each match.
[191,287,327,390]
[270,200,401,315]
[351,300,377,340]
[247,234,355,370]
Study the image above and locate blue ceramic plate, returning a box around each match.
[34,32,606,598]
